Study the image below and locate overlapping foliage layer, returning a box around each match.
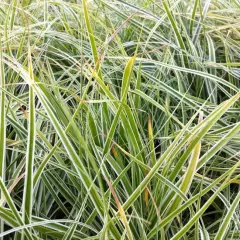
[0,0,240,239]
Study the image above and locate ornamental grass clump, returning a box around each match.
[0,0,240,239]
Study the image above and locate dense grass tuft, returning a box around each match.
[0,0,240,239]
